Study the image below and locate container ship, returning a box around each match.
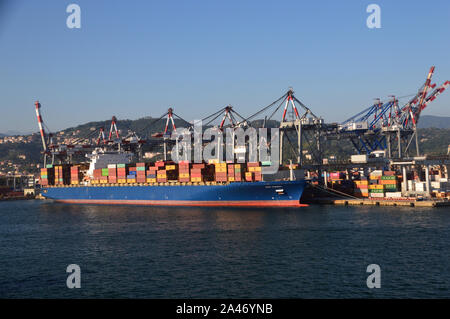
[39,151,307,207]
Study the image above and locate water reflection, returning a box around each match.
[1,200,450,298]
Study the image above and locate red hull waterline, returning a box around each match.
[54,199,309,207]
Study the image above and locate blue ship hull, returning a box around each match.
[41,180,307,207]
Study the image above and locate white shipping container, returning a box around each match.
[370,192,385,198]
[351,155,368,163]
[385,192,402,198]
[431,181,441,189]
[415,182,425,192]
[352,122,368,130]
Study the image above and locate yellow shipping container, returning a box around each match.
[369,184,384,190]
[191,177,202,182]
[228,177,235,182]
[146,178,156,183]
[249,167,261,172]
[165,165,176,170]
[179,173,190,178]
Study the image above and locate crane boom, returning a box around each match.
[34,101,48,152]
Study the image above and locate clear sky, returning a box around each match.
[0,0,449,133]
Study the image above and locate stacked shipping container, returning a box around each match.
[40,166,54,186]
[40,161,267,186]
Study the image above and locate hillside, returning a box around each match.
[418,115,450,129]
[0,116,449,175]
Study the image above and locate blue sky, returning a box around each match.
[0,0,449,133]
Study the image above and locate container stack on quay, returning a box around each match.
[367,170,401,198]
[354,178,369,198]
[321,165,450,200]
[430,174,449,199]
[324,170,401,199]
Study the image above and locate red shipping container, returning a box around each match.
[247,162,260,167]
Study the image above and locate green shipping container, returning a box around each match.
[369,189,384,193]
[101,168,109,176]
[381,175,396,180]
[46,164,53,168]
[261,161,272,166]
[137,167,146,171]
[117,164,126,168]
